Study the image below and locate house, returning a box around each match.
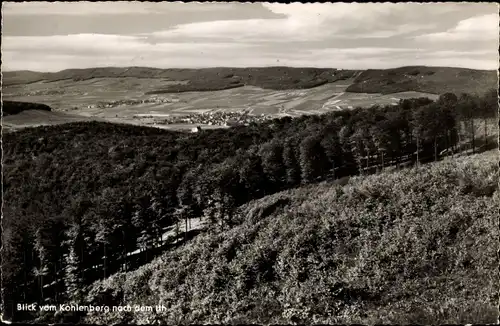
[191,126,202,133]
[224,120,241,127]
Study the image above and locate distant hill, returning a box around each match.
[3,67,357,92]
[2,100,53,116]
[346,66,498,95]
[2,70,48,85]
[4,65,496,95]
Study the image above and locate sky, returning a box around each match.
[2,2,499,72]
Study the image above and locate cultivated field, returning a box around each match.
[3,73,438,131]
[2,109,99,132]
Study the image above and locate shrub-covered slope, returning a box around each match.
[346,66,497,95]
[84,150,499,325]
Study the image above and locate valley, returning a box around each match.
[2,67,451,132]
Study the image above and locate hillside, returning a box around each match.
[83,150,498,325]
[346,66,498,95]
[1,70,48,85]
[3,67,356,92]
[1,101,100,132]
[2,100,52,116]
[4,66,496,95]
[2,91,496,323]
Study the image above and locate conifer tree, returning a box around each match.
[33,227,51,303]
[282,140,301,186]
[63,221,85,304]
[259,140,286,191]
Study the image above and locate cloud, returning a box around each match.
[1,1,237,16]
[1,33,261,70]
[3,34,144,53]
[145,3,457,43]
[3,37,497,72]
[3,34,254,53]
[2,2,498,71]
[145,19,323,43]
[262,3,450,36]
[415,13,499,42]
[3,2,156,15]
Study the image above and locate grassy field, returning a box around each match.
[2,109,99,132]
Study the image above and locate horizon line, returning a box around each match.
[3,64,498,74]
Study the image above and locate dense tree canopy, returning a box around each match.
[2,88,497,322]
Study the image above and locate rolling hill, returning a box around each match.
[2,100,53,116]
[346,66,498,95]
[4,66,497,95]
[2,101,97,132]
[2,67,356,92]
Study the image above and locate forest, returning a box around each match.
[3,100,53,116]
[3,66,352,91]
[1,87,498,322]
[346,66,497,95]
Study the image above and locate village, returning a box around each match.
[89,96,178,109]
[133,110,277,130]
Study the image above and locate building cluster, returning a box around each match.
[88,97,178,109]
[19,89,66,96]
[159,111,274,127]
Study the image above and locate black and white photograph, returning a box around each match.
[1,1,499,324]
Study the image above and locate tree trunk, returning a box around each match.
[54,264,59,302]
[122,230,127,273]
[58,252,63,301]
[457,124,462,153]
[184,215,188,244]
[23,249,27,301]
[416,135,420,166]
[444,132,449,157]
[103,243,107,280]
[449,130,454,157]
[434,137,437,162]
[81,243,85,281]
[471,119,475,154]
[40,275,44,302]
[484,118,488,147]
[381,151,385,171]
[220,202,225,233]
[409,132,413,153]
